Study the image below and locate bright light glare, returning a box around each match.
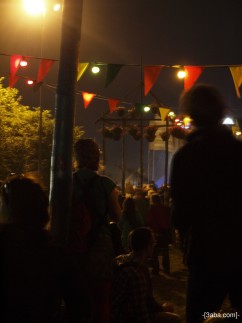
[144,106,150,112]
[20,59,28,67]
[177,70,186,79]
[223,117,234,125]
[53,3,61,11]
[27,80,34,85]
[23,0,46,16]
[91,66,100,74]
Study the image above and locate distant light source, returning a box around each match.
[27,79,34,85]
[168,111,175,120]
[143,106,150,112]
[23,0,46,16]
[177,70,186,79]
[223,117,234,125]
[183,116,191,128]
[91,66,100,74]
[20,58,28,67]
[53,3,61,11]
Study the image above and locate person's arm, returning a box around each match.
[170,153,192,232]
[108,188,122,222]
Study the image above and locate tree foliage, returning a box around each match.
[0,78,83,184]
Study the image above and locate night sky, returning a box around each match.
[1,0,242,184]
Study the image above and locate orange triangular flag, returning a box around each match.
[230,66,242,98]
[77,62,89,81]
[184,66,203,90]
[82,92,96,109]
[108,98,120,113]
[37,59,54,83]
[144,66,162,96]
[9,54,22,87]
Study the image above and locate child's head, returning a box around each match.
[129,227,154,254]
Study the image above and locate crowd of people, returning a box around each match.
[0,139,179,323]
[1,84,242,323]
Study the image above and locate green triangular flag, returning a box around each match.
[105,64,123,87]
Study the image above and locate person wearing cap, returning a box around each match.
[170,84,242,323]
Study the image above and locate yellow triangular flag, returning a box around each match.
[230,66,242,98]
[159,108,170,121]
[77,62,89,81]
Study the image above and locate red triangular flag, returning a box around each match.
[82,92,96,109]
[9,54,22,87]
[144,66,162,96]
[37,59,54,83]
[184,66,203,90]
[108,98,120,113]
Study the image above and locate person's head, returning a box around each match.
[122,197,135,212]
[179,84,228,128]
[134,189,145,199]
[0,175,49,228]
[129,227,155,255]
[150,193,161,205]
[74,138,100,171]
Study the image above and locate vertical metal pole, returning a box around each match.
[147,147,150,184]
[140,58,144,188]
[140,117,143,188]
[164,117,169,187]
[102,115,106,175]
[152,149,155,181]
[49,0,83,247]
[121,119,126,195]
[37,15,45,175]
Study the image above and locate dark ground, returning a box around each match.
[151,245,187,322]
[151,246,234,323]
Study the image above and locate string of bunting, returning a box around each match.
[1,52,242,114]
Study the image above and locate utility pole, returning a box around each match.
[49,0,83,247]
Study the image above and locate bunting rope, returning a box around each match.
[1,51,242,111]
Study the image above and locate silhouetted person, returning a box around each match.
[118,197,142,251]
[67,138,121,323]
[0,175,66,323]
[170,84,242,323]
[146,194,172,274]
[133,189,150,225]
[111,227,181,323]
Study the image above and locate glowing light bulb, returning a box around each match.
[20,58,28,67]
[177,70,186,79]
[53,3,61,11]
[23,0,46,16]
[27,79,34,85]
[144,106,150,112]
[91,66,100,74]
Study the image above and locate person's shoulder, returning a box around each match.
[97,174,116,189]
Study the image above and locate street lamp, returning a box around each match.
[23,0,61,15]
[23,0,46,16]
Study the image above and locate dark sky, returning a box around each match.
[1,0,242,183]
